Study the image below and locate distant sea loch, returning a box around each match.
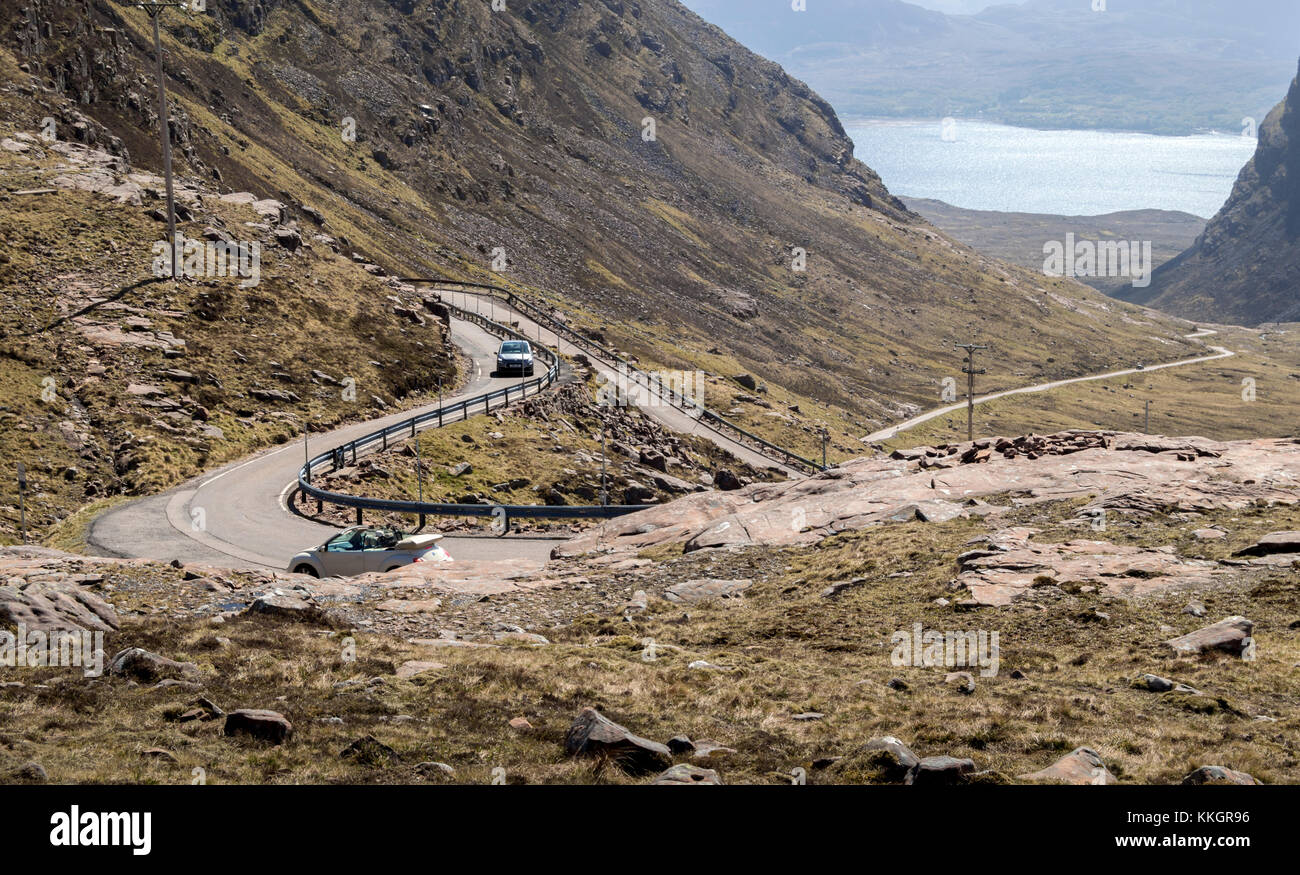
[845,119,1259,219]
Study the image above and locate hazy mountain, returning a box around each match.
[679,0,1300,134]
[904,0,1003,12]
[1129,61,1300,324]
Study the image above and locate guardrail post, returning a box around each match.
[355,508,363,525]
[382,430,387,451]
[316,497,323,514]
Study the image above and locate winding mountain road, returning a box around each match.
[86,290,796,571]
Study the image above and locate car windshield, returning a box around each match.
[499,341,529,354]
[326,528,402,551]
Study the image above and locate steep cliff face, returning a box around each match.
[2,0,1194,432]
[1135,62,1300,325]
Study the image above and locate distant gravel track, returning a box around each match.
[862,330,1232,443]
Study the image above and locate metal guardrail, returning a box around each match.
[295,299,654,528]
[410,278,827,474]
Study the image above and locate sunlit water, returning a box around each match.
[845,119,1259,218]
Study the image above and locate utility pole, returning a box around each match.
[16,463,27,546]
[819,426,829,469]
[140,1,188,279]
[415,429,425,530]
[1144,399,1151,434]
[956,343,988,442]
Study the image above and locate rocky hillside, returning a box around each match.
[1133,61,1300,325]
[0,49,458,544]
[1,0,1200,438]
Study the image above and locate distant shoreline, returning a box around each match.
[839,116,1259,141]
[843,119,1254,218]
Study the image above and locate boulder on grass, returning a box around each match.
[1164,616,1253,657]
[224,709,293,745]
[563,708,671,776]
[108,648,200,684]
[907,755,976,786]
[651,764,722,785]
[1018,747,1116,785]
[1182,765,1259,786]
[825,736,920,784]
[1234,531,1300,557]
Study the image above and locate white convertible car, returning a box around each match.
[288,526,452,577]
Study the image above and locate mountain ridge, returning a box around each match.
[1131,60,1300,325]
[680,0,1300,135]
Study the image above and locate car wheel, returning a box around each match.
[293,564,319,578]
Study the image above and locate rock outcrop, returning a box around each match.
[555,433,1300,564]
[954,529,1233,607]
[0,548,121,633]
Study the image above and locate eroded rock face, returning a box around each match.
[553,433,1300,562]
[0,549,122,633]
[954,529,1232,607]
[663,578,752,603]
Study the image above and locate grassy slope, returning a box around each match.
[879,325,1300,451]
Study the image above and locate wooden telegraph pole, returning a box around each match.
[139,1,190,278]
[956,343,988,442]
